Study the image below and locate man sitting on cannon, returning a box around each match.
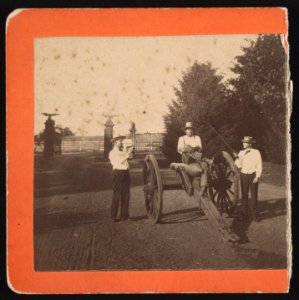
[170,121,209,197]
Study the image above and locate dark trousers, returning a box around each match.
[111,170,130,220]
[240,172,259,219]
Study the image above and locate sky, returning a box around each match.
[34,34,258,136]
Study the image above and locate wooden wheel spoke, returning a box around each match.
[212,189,219,201]
[143,154,163,223]
[217,161,226,175]
[216,192,221,207]
[224,192,233,207]
[225,170,234,179]
[211,151,240,216]
[219,193,224,214]
[228,189,234,195]
[223,195,230,213]
[221,162,229,175]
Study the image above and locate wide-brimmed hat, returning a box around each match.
[111,135,126,143]
[241,136,256,144]
[184,122,194,130]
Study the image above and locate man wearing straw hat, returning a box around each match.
[234,136,263,222]
[170,121,208,197]
[109,134,134,222]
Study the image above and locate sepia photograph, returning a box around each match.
[33,33,290,272]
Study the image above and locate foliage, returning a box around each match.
[163,35,287,164]
[163,62,228,160]
[55,125,76,137]
[34,125,75,142]
[229,35,287,163]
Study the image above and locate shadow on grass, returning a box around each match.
[231,197,286,245]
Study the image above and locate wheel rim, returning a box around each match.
[143,154,163,223]
[209,151,240,216]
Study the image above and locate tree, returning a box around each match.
[229,34,287,163]
[34,125,75,142]
[163,62,230,160]
[55,125,76,137]
[163,35,288,164]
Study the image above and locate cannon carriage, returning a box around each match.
[142,151,240,242]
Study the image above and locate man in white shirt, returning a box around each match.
[109,135,134,222]
[177,124,202,163]
[234,136,263,222]
[171,122,208,196]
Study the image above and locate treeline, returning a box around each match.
[34,126,75,142]
[163,35,288,164]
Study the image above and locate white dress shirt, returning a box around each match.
[177,135,202,154]
[235,148,262,178]
[109,147,129,170]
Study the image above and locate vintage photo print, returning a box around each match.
[7,8,290,293]
[34,34,290,271]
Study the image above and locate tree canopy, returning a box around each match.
[34,125,75,142]
[163,35,287,164]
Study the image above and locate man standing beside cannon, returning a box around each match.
[170,121,209,197]
[234,136,263,222]
[109,134,134,222]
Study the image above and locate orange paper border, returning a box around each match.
[6,8,288,293]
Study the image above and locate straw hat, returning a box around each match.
[111,135,126,143]
[184,121,194,130]
[241,136,256,144]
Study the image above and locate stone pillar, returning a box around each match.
[129,122,136,158]
[104,118,114,158]
[44,116,56,157]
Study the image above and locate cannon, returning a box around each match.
[143,151,240,242]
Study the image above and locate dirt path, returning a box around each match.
[34,179,287,271]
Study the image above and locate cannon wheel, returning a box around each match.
[208,151,240,216]
[143,154,163,224]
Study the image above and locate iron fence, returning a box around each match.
[34,136,164,157]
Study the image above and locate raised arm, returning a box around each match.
[234,151,242,169]
[109,149,131,166]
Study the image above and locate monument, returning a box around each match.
[129,121,136,158]
[42,113,59,157]
[104,117,114,159]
